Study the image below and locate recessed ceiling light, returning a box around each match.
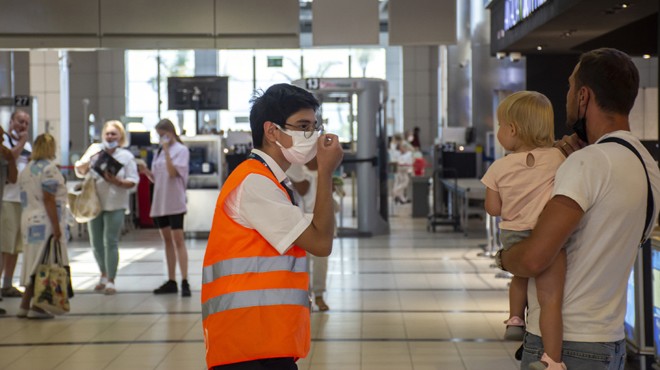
[643,54,651,59]
[621,3,628,8]
[536,45,543,51]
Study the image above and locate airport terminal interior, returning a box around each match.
[0,0,659,369]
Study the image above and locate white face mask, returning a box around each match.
[160,136,171,144]
[276,127,319,165]
[103,140,119,150]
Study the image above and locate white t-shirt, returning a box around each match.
[149,141,190,217]
[2,132,32,202]
[75,143,140,212]
[224,149,312,255]
[526,131,660,342]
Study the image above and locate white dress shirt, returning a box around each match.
[224,149,312,254]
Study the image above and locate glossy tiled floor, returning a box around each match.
[0,205,541,369]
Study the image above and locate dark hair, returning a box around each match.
[249,84,320,148]
[155,118,183,143]
[575,48,639,115]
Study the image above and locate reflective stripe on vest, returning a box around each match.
[202,255,307,284]
[202,288,309,320]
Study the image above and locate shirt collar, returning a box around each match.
[251,149,287,183]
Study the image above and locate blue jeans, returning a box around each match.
[521,332,626,370]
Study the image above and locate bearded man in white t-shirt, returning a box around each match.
[499,48,660,370]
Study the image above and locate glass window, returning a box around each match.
[218,50,254,132]
[125,50,195,137]
[350,48,386,78]
[301,48,349,78]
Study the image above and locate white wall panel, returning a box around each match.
[644,88,658,140]
[101,0,214,35]
[389,0,457,45]
[312,0,379,46]
[630,88,645,139]
[215,0,299,48]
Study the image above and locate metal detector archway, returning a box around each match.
[293,78,389,236]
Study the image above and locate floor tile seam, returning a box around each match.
[326,271,500,274]
[0,337,515,348]
[325,288,508,292]
[310,338,510,343]
[90,312,163,343]
[6,343,84,369]
[60,287,508,294]
[0,338,205,348]
[0,309,509,319]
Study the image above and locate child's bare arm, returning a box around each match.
[485,187,502,216]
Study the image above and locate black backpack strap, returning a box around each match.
[599,137,654,244]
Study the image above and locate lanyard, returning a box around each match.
[248,153,297,206]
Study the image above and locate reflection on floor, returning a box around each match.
[0,205,642,369]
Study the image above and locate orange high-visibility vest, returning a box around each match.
[202,158,310,369]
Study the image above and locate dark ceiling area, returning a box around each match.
[490,0,659,56]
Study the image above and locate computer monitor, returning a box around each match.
[167,76,229,111]
[129,131,152,147]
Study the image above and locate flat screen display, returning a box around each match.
[167,76,228,111]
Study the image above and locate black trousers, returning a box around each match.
[212,357,298,370]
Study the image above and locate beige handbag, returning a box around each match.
[68,175,101,223]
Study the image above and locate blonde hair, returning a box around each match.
[102,120,128,147]
[32,133,57,160]
[497,91,554,148]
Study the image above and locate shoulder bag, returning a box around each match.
[68,174,101,223]
[32,235,72,315]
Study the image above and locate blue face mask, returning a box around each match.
[103,140,119,150]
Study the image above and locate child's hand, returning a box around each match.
[555,134,584,157]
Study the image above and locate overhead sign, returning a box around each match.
[14,95,30,107]
[305,78,320,90]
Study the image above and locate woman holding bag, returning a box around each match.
[75,120,139,295]
[17,133,68,319]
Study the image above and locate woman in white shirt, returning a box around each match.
[392,142,413,204]
[75,120,139,295]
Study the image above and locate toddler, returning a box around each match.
[481,91,567,370]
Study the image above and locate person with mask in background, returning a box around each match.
[17,133,69,319]
[287,157,333,312]
[392,141,413,204]
[138,119,191,297]
[202,83,343,370]
[1,109,32,299]
[75,120,139,295]
[0,125,18,314]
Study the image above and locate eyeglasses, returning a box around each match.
[279,122,324,139]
